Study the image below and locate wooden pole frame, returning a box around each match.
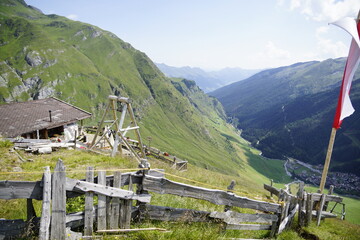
[319,128,337,193]
[90,95,148,165]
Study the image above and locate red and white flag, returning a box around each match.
[331,17,360,129]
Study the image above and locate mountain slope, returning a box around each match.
[0,0,254,176]
[211,59,360,176]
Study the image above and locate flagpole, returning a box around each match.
[319,127,337,193]
[318,10,360,193]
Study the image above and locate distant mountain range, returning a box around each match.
[156,63,261,92]
[211,58,360,177]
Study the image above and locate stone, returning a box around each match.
[25,51,43,67]
[12,166,23,172]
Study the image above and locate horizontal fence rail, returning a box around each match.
[143,175,281,213]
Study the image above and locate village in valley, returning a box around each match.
[285,158,360,197]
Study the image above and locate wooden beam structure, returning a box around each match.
[90,95,148,167]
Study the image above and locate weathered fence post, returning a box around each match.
[283,194,290,219]
[123,175,133,229]
[324,185,334,211]
[97,170,107,231]
[39,166,51,240]
[224,180,235,212]
[305,193,313,226]
[316,194,326,226]
[27,199,36,221]
[270,179,274,197]
[26,198,37,236]
[50,159,66,240]
[84,166,94,236]
[297,182,305,227]
[136,163,150,223]
[110,171,121,229]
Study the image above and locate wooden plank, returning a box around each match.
[97,227,167,233]
[263,184,281,197]
[120,126,140,132]
[297,182,305,227]
[0,181,43,200]
[66,178,151,203]
[109,171,121,229]
[90,102,110,148]
[324,185,334,211]
[283,195,290,221]
[27,198,37,221]
[84,166,94,237]
[127,102,146,158]
[50,159,66,240]
[269,220,277,238]
[106,196,112,229]
[311,193,342,203]
[123,176,133,229]
[65,207,99,230]
[0,218,40,239]
[11,138,52,143]
[141,205,210,222]
[210,211,278,224]
[278,204,299,234]
[311,210,337,218]
[316,194,326,226]
[226,224,272,230]
[143,176,281,213]
[64,171,163,198]
[119,200,125,229]
[306,193,313,226]
[65,206,140,230]
[39,166,51,240]
[224,180,235,212]
[97,171,107,231]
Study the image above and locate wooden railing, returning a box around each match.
[1,159,345,240]
[264,180,344,234]
[0,160,284,239]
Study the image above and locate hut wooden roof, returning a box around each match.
[0,97,92,138]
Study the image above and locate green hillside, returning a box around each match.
[211,59,360,178]
[0,0,250,176]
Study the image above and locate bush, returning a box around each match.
[0,139,13,148]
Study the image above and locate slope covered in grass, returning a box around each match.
[1,0,248,176]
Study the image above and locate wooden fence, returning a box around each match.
[264,180,344,232]
[1,159,285,239]
[1,160,344,239]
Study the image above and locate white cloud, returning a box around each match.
[315,26,348,58]
[66,14,78,20]
[278,0,360,22]
[264,41,291,59]
[250,41,292,68]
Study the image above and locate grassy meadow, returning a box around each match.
[1,137,359,239]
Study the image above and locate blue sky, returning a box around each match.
[26,0,360,70]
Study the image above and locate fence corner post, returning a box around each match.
[84,166,94,237]
[224,180,235,212]
[50,159,66,240]
[297,181,305,227]
[39,166,51,240]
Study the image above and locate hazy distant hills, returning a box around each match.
[211,58,360,176]
[156,63,261,92]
